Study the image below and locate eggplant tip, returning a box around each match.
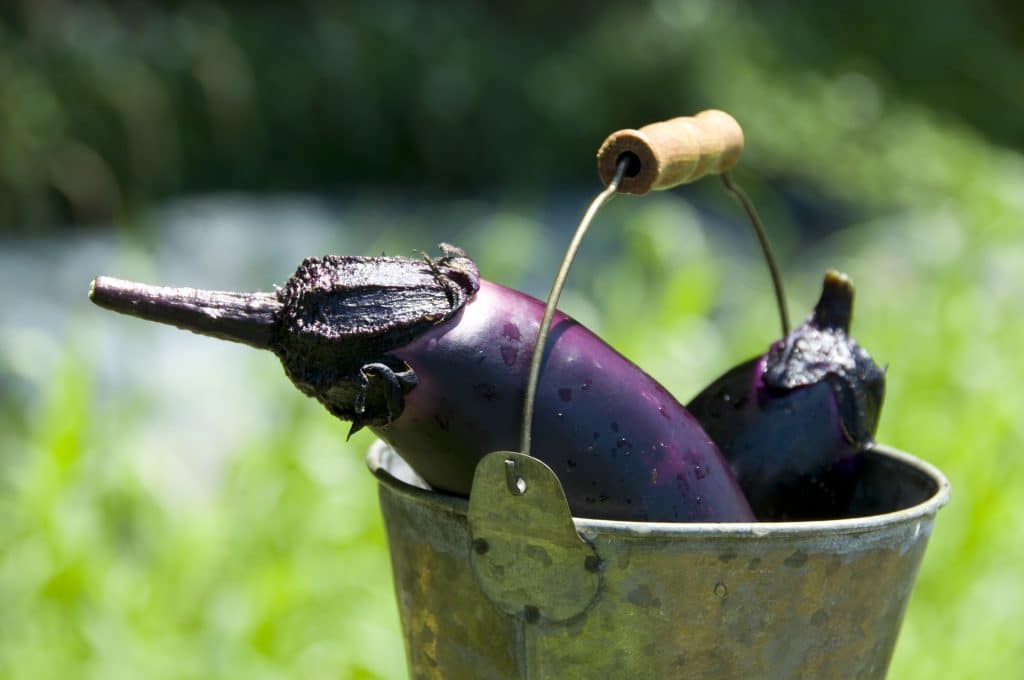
[89,276,115,306]
[823,269,853,291]
[88,276,129,310]
[87,276,116,303]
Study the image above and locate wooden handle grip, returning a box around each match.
[596,110,744,195]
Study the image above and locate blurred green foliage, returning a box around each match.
[1,0,1021,230]
[3,1,1024,678]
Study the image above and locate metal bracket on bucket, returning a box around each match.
[468,451,601,623]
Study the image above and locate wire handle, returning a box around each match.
[596,109,744,195]
[519,158,628,456]
[521,110,786,458]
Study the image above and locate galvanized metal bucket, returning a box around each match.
[367,441,949,679]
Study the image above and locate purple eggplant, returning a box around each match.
[90,245,754,523]
[687,271,885,520]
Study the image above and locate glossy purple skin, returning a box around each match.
[687,272,884,520]
[688,355,861,519]
[374,280,754,522]
[89,249,754,523]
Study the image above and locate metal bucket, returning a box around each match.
[367,441,949,679]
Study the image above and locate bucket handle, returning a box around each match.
[469,111,759,623]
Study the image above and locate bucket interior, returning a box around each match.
[843,449,940,517]
[370,444,944,522]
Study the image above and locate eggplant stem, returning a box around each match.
[89,276,281,349]
[721,171,790,336]
[520,157,629,457]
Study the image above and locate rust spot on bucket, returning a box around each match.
[784,550,809,568]
[525,545,553,566]
[627,584,662,609]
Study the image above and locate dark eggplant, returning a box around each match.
[91,245,754,523]
[687,271,885,520]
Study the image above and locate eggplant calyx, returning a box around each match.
[91,245,481,432]
[271,245,479,427]
[764,270,885,446]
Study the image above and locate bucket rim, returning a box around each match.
[367,441,950,538]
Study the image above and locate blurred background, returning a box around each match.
[1,1,1022,677]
